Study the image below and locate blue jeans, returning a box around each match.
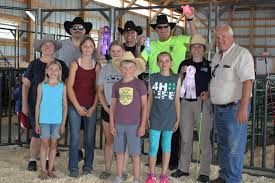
[215,102,250,183]
[68,105,96,172]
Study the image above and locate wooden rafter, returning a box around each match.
[149,0,173,23]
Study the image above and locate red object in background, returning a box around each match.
[20,112,31,129]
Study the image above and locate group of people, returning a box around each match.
[21,5,255,183]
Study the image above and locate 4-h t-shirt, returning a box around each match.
[149,73,179,131]
[141,35,190,74]
[112,78,147,125]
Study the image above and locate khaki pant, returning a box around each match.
[178,98,213,176]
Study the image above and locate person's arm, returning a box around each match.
[173,78,181,132]
[60,84,68,136]
[135,36,145,58]
[67,62,87,116]
[35,83,42,134]
[186,7,198,35]
[147,82,153,129]
[237,80,253,123]
[22,77,30,115]
[86,64,101,117]
[137,94,147,137]
[109,97,117,136]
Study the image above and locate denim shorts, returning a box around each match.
[40,123,61,139]
[113,123,141,155]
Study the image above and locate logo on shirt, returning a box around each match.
[201,67,208,72]
[152,82,176,100]
[119,87,133,105]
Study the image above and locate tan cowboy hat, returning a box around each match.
[112,51,146,76]
[34,34,62,52]
[188,34,212,53]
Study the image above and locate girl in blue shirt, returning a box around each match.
[35,61,68,179]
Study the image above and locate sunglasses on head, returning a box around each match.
[157,25,169,29]
[72,25,84,31]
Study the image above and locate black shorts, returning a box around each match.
[101,106,110,123]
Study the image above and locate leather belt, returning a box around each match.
[216,100,239,108]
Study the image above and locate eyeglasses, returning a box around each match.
[211,64,219,78]
[156,25,169,29]
[72,25,84,31]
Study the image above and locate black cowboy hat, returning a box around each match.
[64,17,93,35]
[118,21,143,35]
[150,14,176,30]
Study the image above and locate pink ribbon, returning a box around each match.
[100,26,111,55]
[180,65,197,99]
[181,5,192,17]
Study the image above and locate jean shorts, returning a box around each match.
[40,123,61,139]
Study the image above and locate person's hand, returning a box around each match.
[76,105,88,116]
[137,125,145,137]
[110,123,116,136]
[98,27,104,36]
[173,121,179,132]
[236,105,248,123]
[60,124,65,136]
[136,36,146,47]
[35,123,40,134]
[86,106,96,117]
[200,91,210,101]
[180,66,187,73]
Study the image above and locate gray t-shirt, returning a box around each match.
[55,39,81,67]
[97,63,121,105]
[149,73,179,131]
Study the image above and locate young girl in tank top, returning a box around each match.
[146,52,181,183]
[67,36,101,177]
[35,60,68,179]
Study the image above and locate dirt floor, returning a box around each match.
[0,145,274,183]
[0,115,274,182]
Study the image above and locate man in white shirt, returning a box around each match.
[209,24,255,183]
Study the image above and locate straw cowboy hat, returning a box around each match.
[112,51,146,76]
[34,34,62,52]
[189,34,212,53]
[118,21,143,35]
[150,14,176,30]
[64,17,93,35]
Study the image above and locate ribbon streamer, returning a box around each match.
[145,37,150,54]
[180,65,197,99]
[100,26,111,55]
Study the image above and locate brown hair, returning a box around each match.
[79,36,96,53]
[157,51,174,74]
[109,40,125,51]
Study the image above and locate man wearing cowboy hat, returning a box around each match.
[171,34,212,183]
[118,21,145,57]
[141,9,197,170]
[141,10,197,75]
[55,16,93,67]
[55,16,92,161]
